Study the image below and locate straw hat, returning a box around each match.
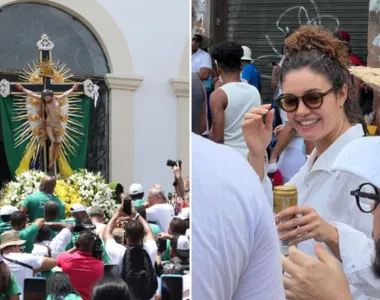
[0,230,26,250]
[192,27,212,49]
[349,66,380,88]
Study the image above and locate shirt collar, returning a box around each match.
[306,124,364,174]
[192,48,204,57]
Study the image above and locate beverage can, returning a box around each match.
[273,185,298,256]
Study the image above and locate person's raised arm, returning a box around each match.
[34,257,57,272]
[103,204,124,243]
[269,121,296,164]
[46,222,73,232]
[15,84,41,99]
[57,84,79,100]
[173,162,185,198]
[243,104,274,181]
[208,89,227,144]
[136,211,155,242]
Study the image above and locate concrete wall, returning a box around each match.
[97,0,190,193]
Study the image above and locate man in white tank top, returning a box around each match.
[208,41,261,158]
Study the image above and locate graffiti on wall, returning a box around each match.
[252,0,340,78]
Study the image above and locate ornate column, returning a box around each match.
[105,74,143,188]
[170,78,190,178]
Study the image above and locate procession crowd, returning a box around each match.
[192,18,380,300]
[0,165,190,300]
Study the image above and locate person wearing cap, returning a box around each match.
[64,204,87,225]
[1,230,56,300]
[20,176,65,222]
[128,183,146,207]
[178,207,190,239]
[0,253,21,300]
[241,45,261,91]
[10,211,44,253]
[0,206,18,236]
[282,137,380,299]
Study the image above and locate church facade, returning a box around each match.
[0,0,190,193]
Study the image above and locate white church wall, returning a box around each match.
[97,0,189,194]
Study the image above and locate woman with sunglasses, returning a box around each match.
[243,25,372,299]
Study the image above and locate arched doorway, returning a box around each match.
[0,2,110,184]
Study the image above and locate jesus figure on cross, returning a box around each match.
[15,83,79,170]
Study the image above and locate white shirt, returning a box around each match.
[286,124,375,299]
[192,133,285,300]
[329,136,380,298]
[32,228,72,258]
[3,252,43,300]
[93,222,106,235]
[191,48,212,73]
[220,82,261,158]
[105,238,157,271]
[146,203,174,233]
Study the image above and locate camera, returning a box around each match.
[167,159,182,168]
[73,220,96,233]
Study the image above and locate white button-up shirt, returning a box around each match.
[286,124,376,299]
[330,136,380,299]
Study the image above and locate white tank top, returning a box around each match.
[220,82,261,158]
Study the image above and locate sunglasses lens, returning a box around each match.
[303,93,323,108]
[280,96,298,112]
[359,184,378,212]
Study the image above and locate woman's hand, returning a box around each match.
[242,104,274,156]
[276,206,337,245]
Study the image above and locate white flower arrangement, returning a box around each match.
[0,170,45,207]
[67,169,116,222]
[0,169,116,222]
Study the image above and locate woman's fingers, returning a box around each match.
[279,223,315,241]
[277,214,312,232]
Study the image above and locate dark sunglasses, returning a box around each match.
[275,84,340,113]
[350,183,380,213]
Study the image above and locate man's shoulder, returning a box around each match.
[26,191,45,200]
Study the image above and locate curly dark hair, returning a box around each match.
[280,25,368,135]
[211,41,244,73]
[46,272,80,300]
[0,261,12,294]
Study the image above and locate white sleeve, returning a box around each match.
[146,206,159,222]
[200,52,212,69]
[106,239,126,266]
[330,221,380,297]
[233,195,285,300]
[22,253,43,268]
[143,239,158,266]
[49,228,72,259]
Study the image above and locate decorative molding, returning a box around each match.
[0,79,10,97]
[105,74,144,91]
[169,78,189,98]
[36,34,54,51]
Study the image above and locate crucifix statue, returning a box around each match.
[0,34,99,176]
[15,83,79,170]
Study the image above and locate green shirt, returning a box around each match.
[0,222,12,236]
[132,199,146,207]
[47,293,83,300]
[149,223,162,237]
[22,191,66,222]
[18,223,40,253]
[0,274,21,300]
[161,239,172,261]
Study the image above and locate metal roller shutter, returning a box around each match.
[227,0,369,103]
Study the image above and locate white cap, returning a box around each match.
[70,204,86,213]
[129,183,143,195]
[332,137,380,188]
[178,207,190,220]
[0,206,18,216]
[176,235,190,251]
[241,45,253,62]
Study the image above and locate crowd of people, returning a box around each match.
[0,165,190,300]
[192,5,380,299]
